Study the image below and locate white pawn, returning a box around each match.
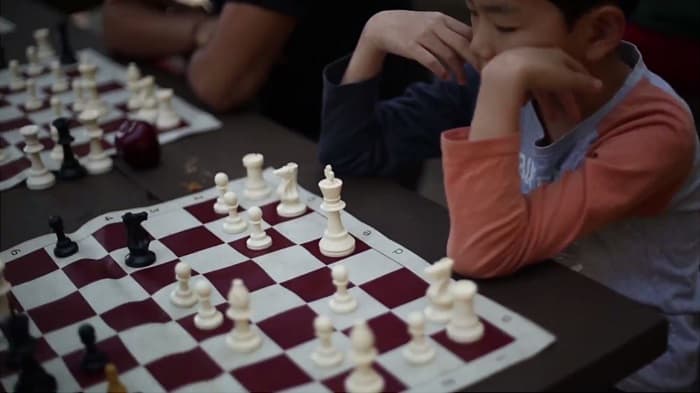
[126,62,141,85]
[9,60,25,91]
[24,79,43,111]
[311,315,343,368]
[402,312,436,365]
[50,60,68,93]
[71,79,85,113]
[222,191,247,234]
[34,28,55,61]
[126,63,143,111]
[446,280,484,344]
[25,46,43,76]
[20,125,55,190]
[194,280,223,330]
[345,320,384,393]
[424,257,454,324]
[155,88,181,130]
[170,262,198,308]
[273,162,306,218]
[226,278,262,353]
[49,97,64,161]
[79,109,113,175]
[213,172,229,215]
[246,206,272,250]
[82,79,108,118]
[135,76,157,123]
[329,265,357,314]
[242,153,271,200]
[0,258,12,318]
[78,54,98,85]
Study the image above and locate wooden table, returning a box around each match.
[0,1,668,390]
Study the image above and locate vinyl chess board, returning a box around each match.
[0,169,555,393]
[0,48,221,191]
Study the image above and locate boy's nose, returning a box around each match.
[469,31,496,68]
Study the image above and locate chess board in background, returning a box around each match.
[0,48,222,191]
[0,169,555,393]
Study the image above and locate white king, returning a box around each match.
[318,165,355,257]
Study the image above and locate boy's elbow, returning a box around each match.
[188,67,256,112]
[447,231,525,279]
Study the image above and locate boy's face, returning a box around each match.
[465,0,582,71]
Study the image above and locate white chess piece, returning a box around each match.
[226,278,262,352]
[242,153,271,200]
[446,280,484,344]
[135,76,157,123]
[49,96,64,161]
[0,258,12,318]
[34,28,55,61]
[194,280,223,330]
[9,60,25,91]
[273,162,306,218]
[155,88,181,130]
[246,206,272,250]
[127,63,143,111]
[329,265,357,314]
[50,60,69,93]
[318,165,355,257]
[424,257,454,324]
[24,79,43,111]
[78,55,98,85]
[126,62,141,85]
[170,262,198,308]
[345,320,384,393]
[71,79,86,113]
[402,311,436,365]
[20,125,56,190]
[222,191,247,234]
[213,172,230,215]
[311,315,343,368]
[82,79,109,118]
[25,46,43,76]
[79,109,113,175]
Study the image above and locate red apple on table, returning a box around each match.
[115,120,161,169]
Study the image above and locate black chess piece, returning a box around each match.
[122,212,156,268]
[53,117,87,181]
[78,323,108,373]
[0,312,36,370]
[14,347,57,393]
[49,215,79,258]
[58,20,76,65]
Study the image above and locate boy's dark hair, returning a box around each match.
[549,0,640,25]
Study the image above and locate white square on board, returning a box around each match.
[285,331,352,381]
[377,339,464,388]
[179,243,248,274]
[12,269,74,310]
[331,249,400,285]
[253,246,325,283]
[200,327,282,372]
[142,209,201,239]
[274,212,327,245]
[44,315,116,356]
[82,275,149,314]
[308,287,388,331]
[120,321,198,365]
[250,284,305,322]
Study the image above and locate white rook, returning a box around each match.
[242,153,271,200]
[446,280,484,344]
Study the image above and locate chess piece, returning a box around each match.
[246,206,272,250]
[402,312,436,365]
[82,79,109,118]
[0,258,11,318]
[126,62,141,85]
[24,78,43,111]
[20,125,56,190]
[344,320,384,393]
[311,315,343,368]
[329,265,357,314]
[49,97,65,162]
[1,313,36,369]
[79,323,109,373]
[213,172,229,215]
[155,88,181,130]
[114,119,161,170]
[222,191,247,234]
[424,257,454,324]
[122,212,156,268]
[273,162,306,218]
[78,53,97,85]
[193,280,223,330]
[170,262,197,308]
[49,215,79,258]
[318,165,355,257]
[50,60,68,93]
[446,280,484,344]
[53,117,87,180]
[126,62,142,111]
[135,76,157,123]
[14,349,57,393]
[226,279,262,352]
[34,28,55,61]
[79,109,113,175]
[242,153,271,200]
[105,363,127,393]
[9,59,25,91]
[25,46,43,76]
[71,79,85,113]
[58,20,77,65]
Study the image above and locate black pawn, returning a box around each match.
[0,313,36,370]
[58,20,76,65]
[49,215,79,258]
[78,323,108,374]
[122,212,156,268]
[53,117,87,181]
[14,348,57,393]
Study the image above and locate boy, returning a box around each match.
[319,0,699,391]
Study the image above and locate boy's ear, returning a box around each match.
[573,5,626,62]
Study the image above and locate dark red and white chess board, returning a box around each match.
[0,170,554,392]
[0,48,220,191]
